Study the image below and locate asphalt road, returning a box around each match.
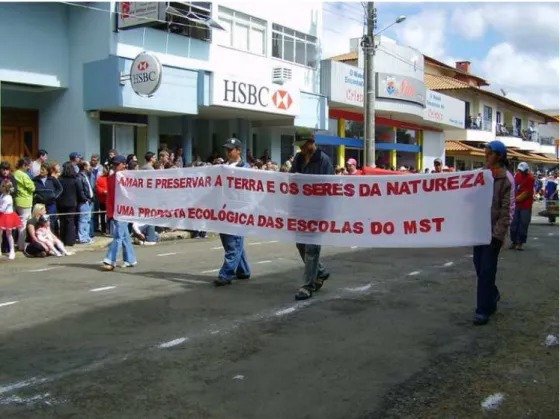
[0,215,558,419]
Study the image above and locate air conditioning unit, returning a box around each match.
[272,67,292,85]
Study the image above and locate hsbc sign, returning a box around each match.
[211,74,300,116]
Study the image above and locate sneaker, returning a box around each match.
[65,251,75,256]
[473,314,489,326]
[8,252,15,260]
[101,263,115,271]
[121,261,137,268]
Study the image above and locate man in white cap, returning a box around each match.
[346,158,362,175]
[510,162,534,250]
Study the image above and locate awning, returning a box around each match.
[445,141,485,157]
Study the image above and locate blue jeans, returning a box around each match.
[510,208,532,244]
[218,234,250,280]
[78,202,91,243]
[473,244,501,317]
[138,225,159,242]
[103,219,137,267]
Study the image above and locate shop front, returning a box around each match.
[83,52,200,162]
[191,71,327,164]
[320,44,465,171]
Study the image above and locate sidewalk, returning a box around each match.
[71,231,217,253]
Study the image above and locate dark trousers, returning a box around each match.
[510,208,532,244]
[25,241,47,257]
[58,205,77,246]
[296,243,329,289]
[473,244,501,317]
[46,202,58,237]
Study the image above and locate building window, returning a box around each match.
[150,2,214,42]
[272,24,317,67]
[217,7,266,55]
[396,129,417,145]
[483,105,493,131]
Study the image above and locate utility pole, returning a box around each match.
[362,2,376,167]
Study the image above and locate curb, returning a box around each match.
[71,232,218,253]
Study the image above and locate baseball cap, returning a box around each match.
[223,138,242,149]
[486,140,507,158]
[517,162,529,172]
[111,155,126,165]
[434,158,442,165]
[346,158,357,166]
[69,152,82,160]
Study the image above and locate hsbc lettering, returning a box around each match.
[132,71,157,85]
[223,80,269,107]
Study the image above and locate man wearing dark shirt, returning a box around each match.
[290,134,334,300]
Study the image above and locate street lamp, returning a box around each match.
[363,8,407,167]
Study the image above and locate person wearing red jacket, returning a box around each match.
[101,156,136,271]
[95,168,109,235]
[510,162,534,251]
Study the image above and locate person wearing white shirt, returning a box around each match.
[31,149,48,178]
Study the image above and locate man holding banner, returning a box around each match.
[213,138,252,287]
[291,135,334,301]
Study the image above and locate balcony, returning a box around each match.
[496,124,541,151]
[444,116,494,143]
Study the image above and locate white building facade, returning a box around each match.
[0,2,327,166]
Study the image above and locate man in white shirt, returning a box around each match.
[31,149,48,177]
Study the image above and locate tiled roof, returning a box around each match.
[327,51,358,62]
[425,74,472,90]
[445,141,485,156]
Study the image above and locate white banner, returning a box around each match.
[115,167,494,248]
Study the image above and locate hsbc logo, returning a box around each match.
[137,61,149,71]
[222,80,296,113]
[272,90,293,110]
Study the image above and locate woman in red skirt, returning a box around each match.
[0,180,22,260]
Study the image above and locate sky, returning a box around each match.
[322,1,560,111]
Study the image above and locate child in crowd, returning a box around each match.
[34,216,73,257]
[0,180,21,260]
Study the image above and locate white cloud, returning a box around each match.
[450,3,559,56]
[394,10,447,57]
[477,42,560,108]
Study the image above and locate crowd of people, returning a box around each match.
[0,139,557,327]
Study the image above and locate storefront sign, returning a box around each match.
[130,52,163,97]
[424,90,465,129]
[211,74,300,116]
[326,61,364,107]
[115,166,494,248]
[376,73,426,106]
[117,2,164,29]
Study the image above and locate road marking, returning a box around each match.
[172,278,208,285]
[408,271,420,276]
[0,301,18,308]
[464,254,473,258]
[276,307,296,316]
[257,260,272,264]
[28,267,57,273]
[248,242,262,246]
[263,240,278,244]
[90,286,116,292]
[158,337,187,349]
[232,375,245,380]
[346,284,372,292]
[548,233,554,236]
[350,246,358,249]
[442,261,454,267]
[157,252,177,257]
[201,269,219,274]
[211,246,222,250]
[533,237,539,240]
[481,393,505,410]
